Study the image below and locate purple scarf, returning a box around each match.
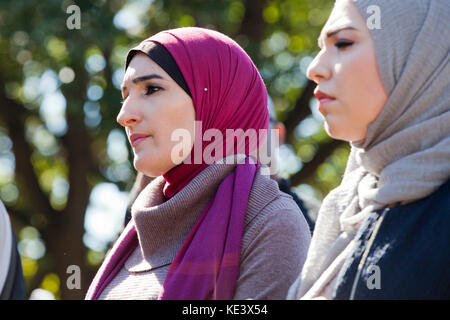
[86,27,268,300]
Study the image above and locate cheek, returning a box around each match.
[364,57,388,123]
[338,50,371,103]
[133,91,196,176]
[155,98,196,161]
[131,108,176,176]
[170,99,196,144]
[337,48,387,124]
[351,46,387,122]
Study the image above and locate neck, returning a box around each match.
[162,162,208,199]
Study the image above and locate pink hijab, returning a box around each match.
[157,28,268,198]
[86,27,269,300]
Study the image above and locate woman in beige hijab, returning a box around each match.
[288,0,449,299]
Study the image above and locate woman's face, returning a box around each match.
[117,53,196,177]
[306,0,388,142]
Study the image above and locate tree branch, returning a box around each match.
[0,90,59,224]
[290,139,345,186]
[238,0,268,41]
[283,79,316,145]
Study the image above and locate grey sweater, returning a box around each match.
[99,162,311,299]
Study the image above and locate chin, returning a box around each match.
[324,122,338,139]
[134,155,175,178]
[324,122,353,142]
[134,156,157,178]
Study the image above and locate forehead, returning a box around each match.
[324,1,363,29]
[318,1,366,41]
[122,53,164,84]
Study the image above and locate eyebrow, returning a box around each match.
[318,26,357,48]
[121,73,165,91]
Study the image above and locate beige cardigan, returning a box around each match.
[99,162,311,299]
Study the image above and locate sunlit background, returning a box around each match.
[0,0,349,299]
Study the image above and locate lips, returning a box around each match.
[314,89,336,102]
[314,89,336,112]
[129,133,150,147]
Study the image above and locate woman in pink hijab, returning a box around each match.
[86,27,311,300]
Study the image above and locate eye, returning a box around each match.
[335,40,354,49]
[144,85,162,96]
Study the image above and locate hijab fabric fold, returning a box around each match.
[288,0,450,299]
[160,157,259,299]
[154,28,268,199]
[86,27,268,299]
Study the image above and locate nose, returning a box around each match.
[116,98,141,127]
[306,50,331,84]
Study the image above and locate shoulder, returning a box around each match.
[380,177,450,237]
[401,177,449,213]
[242,168,311,261]
[335,179,450,299]
[378,177,450,261]
[234,169,312,299]
[246,168,309,228]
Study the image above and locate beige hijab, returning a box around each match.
[288,0,450,299]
